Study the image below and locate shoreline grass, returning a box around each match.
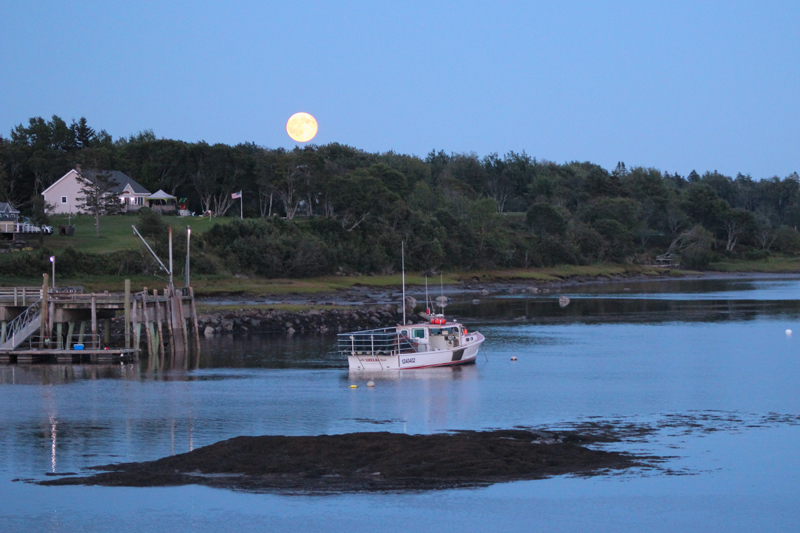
[0,264,704,297]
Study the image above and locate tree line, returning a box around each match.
[2,115,800,275]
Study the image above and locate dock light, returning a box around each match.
[49,256,55,289]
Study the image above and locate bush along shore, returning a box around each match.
[196,305,402,336]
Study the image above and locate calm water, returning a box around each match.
[2,275,800,532]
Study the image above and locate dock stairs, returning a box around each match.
[0,299,42,350]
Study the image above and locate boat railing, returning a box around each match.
[338,327,416,357]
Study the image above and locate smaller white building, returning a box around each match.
[43,167,151,214]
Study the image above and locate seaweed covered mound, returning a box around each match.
[41,429,645,492]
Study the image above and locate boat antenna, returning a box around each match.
[401,241,406,326]
[425,275,430,316]
[440,273,444,318]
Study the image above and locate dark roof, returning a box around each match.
[0,202,20,214]
[80,169,151,195]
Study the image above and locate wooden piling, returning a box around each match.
[189,287,201,358]
[142,288,153,359]
[40,274,49,348]
[124,279,131,349]
[66,322,75,350]
[132,299,139,349]
[164,290,176,359]
[154,289,166,363]
[91,294,97,338]
[103,318,111,346]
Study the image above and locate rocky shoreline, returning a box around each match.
[197,304,403,336]
[193,273,682,336]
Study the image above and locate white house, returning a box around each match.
[42,167,152,214]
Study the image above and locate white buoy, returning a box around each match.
[367,381,375,387]
[786,329,793,336]
[511,356,517,361]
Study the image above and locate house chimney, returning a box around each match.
[75,164,81,172]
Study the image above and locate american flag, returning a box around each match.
[231,191,242,199]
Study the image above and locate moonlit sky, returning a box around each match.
[1,1,798,178]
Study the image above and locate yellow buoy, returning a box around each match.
[350,385,358,388]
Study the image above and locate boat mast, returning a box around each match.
[402,242,406,326]
[440,273,444,318]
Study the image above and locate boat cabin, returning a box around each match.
[398,323,466,352]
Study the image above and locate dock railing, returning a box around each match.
[0,287,42,305]
[27,333,101,351]
[337,327,416,357]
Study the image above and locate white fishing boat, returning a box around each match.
[340,243,485,370]
[339,317,485,370]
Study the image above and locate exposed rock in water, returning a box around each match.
[40,429,649,493]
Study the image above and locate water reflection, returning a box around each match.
[450,297,800,324]
[346,364,480,383]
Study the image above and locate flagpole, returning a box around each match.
[240,194,243,219]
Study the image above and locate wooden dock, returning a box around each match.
[0,276,201,366]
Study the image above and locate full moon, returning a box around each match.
[286,112,318,142]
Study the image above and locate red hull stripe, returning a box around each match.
[401,357,478,370]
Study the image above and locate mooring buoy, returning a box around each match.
[511,356,517,361]
[350,385,358,388]
[367,381,375,387]
[786,329,793,336]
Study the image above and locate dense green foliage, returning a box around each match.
[2,116,800,277]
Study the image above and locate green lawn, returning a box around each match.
[44,213,232,253]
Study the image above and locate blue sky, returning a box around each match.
[1,1,798,178]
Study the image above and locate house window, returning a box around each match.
[61,196,67,204]
[134,197,143,206]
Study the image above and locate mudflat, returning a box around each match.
[40,429,649,493]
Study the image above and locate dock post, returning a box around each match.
[1,321,5,344]
[154,289,166,364]
[164,289,176,359]
[56,323,63,350]
[78,321,86,346]
[66,322,75,350]
[13,287,17,306]
[22,287,26,306]
[189,288,201,358]
[124,280,131,349]
[91,294,97,340]
[40,274,49,348]
[142,288,154,360]
[132,299,141,350]
[103,319,111,347]
[48,300,55,340]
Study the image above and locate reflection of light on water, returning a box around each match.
[188,416,194,452]
[42,386,58,473]
[348,365,479,382]
[50,419,57,473]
